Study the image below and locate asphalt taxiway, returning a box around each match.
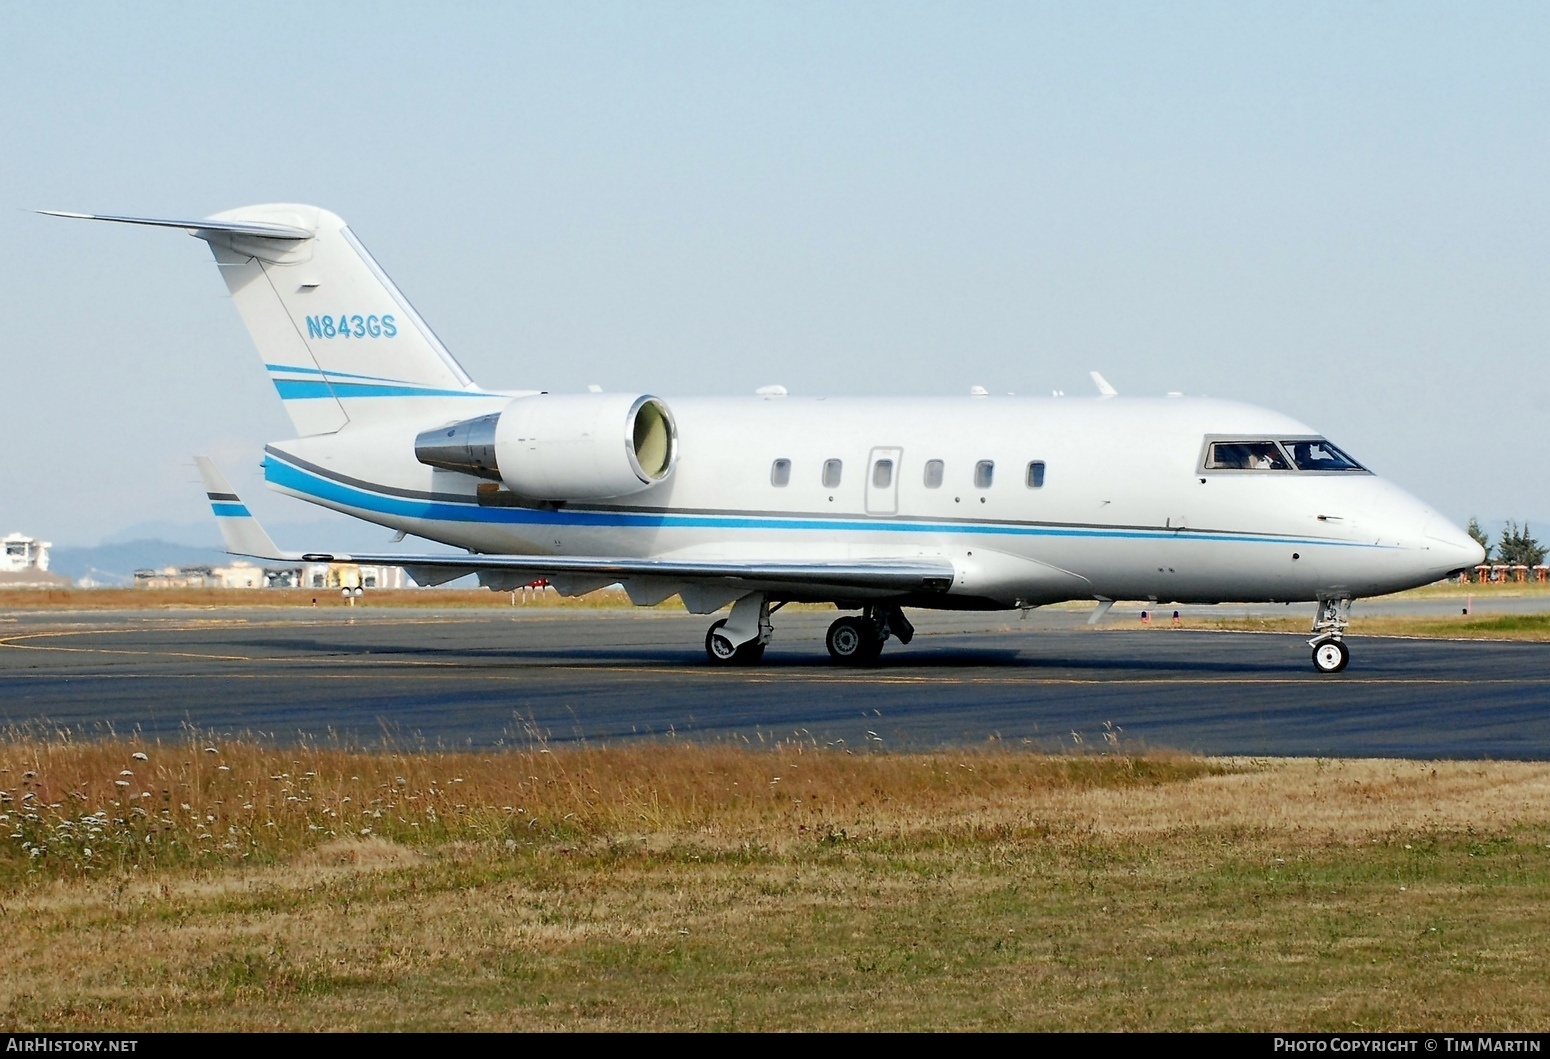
[1,606,1547,757]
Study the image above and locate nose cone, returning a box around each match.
[1423,517,1487,576]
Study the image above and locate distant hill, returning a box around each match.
[48,515,449,585]
[49,529,468,586]
[48,540,239,585]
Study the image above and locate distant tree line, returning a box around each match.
[1468,518,1547,568]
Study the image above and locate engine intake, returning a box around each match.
[414,393,678,500]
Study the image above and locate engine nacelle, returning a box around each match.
[414,393,677,500]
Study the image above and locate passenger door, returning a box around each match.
[865,447,902,516]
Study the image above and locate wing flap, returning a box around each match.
[319,550,956,593]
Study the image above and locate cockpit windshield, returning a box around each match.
[1282,439,1364,472]
[1202,437,1367,473]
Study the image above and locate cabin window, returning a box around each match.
[974,460,995,489]
[1026,461,1046,488]
[1282,439,1365,472]
[872,459,894,489]
[923,460,944,488]
[822,459,843,489]
[1204,441,1290,471]
[770,459,791,487]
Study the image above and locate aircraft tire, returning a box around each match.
[826,616,882,666]
[705,619,765,665]
[1311,639,1349,674]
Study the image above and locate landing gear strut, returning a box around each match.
[826,605,913,667]
[1308,597,1352,674]
[704,595,778,666]
[703,597,915,667]
[705,618,766,664]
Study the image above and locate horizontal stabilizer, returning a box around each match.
[39,210,313,240]
[193,457,301,562]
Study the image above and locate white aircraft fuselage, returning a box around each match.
[265,393,1477,609]
[46,203,1483,671]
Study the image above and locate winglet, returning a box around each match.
[193,457,301,561]
[1090,372,1118,398]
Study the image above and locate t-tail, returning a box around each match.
[41,205,512,435]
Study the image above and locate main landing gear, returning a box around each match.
[705,617,766,664]
[1308,597,1352,674]
[702,596,915,667]
[825,605,913,667]
[704,594,778,666]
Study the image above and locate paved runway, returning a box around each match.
[2,606,1549,757]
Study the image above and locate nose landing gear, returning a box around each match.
[1308,597,1352,673]
[826,605,913,666]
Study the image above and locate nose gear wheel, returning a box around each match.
[1311,639,1349,674]
[1308,597,1353,674]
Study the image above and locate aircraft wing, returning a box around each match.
[193,457,955,600]
[310,549,955,593]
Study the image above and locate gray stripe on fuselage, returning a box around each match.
[264,445,1352,546]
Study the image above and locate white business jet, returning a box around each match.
[45,205,1483,673]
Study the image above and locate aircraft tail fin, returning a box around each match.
[45,206,494,436]
[193,457,299,562]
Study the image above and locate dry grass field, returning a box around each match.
[7,578,1546,610]
[1201,611,1550,641]
[1382,580,1550,600]
[0,586,641,611]
[0,738,1546,1030]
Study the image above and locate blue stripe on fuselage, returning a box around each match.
[271,379,493,401]
[263,453,1386,550]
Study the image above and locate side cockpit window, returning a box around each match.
[1205,441,1290,471]
[1202,437,1368,474]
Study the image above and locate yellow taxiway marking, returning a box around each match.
[0,618,480,666]
[1,663,1546,688]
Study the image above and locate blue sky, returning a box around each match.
[2,2,1546,546]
